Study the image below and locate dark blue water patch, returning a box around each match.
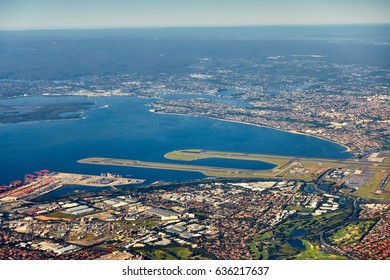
[290,229,307,238]
[36,170,206,201]
[303,184,315,193]
[58,111,83,118]
[71,163,207,184]
[173,158,275,170]
[0,96,89,106]
[0,96,352,185]
[0,109,34,115]
[91,166,206,184]
[288,239,305,250]
[216,89,231,96]
[338,197,347,207]
[36,185,110,201]
[318,184,332,192]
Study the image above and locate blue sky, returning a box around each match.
[0,0,389,30]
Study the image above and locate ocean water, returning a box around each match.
[0,96,351,185]
[2,26,383,186]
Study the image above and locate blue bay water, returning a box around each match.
[0,96,351,185]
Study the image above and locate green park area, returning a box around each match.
[165,149,290,166]
[247,208,353,260]
[134,246,196,260]
[290,240,348,260]
[330,220,376,245]
[248,236,347,260]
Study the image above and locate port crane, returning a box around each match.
[24,174,36,184]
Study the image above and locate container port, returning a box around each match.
[0,171,145,201]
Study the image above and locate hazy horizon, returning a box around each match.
[1,23,389,33]
[0,0,389,31]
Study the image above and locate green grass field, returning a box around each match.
[290,240,348,260]
[126,219,159,230]
[330,220,376,245]
[286,205,315,213]
[165,149,289,167]
[248,242,261,259]
[353,171,390,200]
[136,246,193,260]
[248,204,353,259]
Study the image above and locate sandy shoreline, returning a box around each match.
[152,110,354,156]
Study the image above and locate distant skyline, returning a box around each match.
[0,0,389,30]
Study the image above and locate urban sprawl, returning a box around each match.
[0,55,389,260]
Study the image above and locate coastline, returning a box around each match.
[152,110,354,157]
